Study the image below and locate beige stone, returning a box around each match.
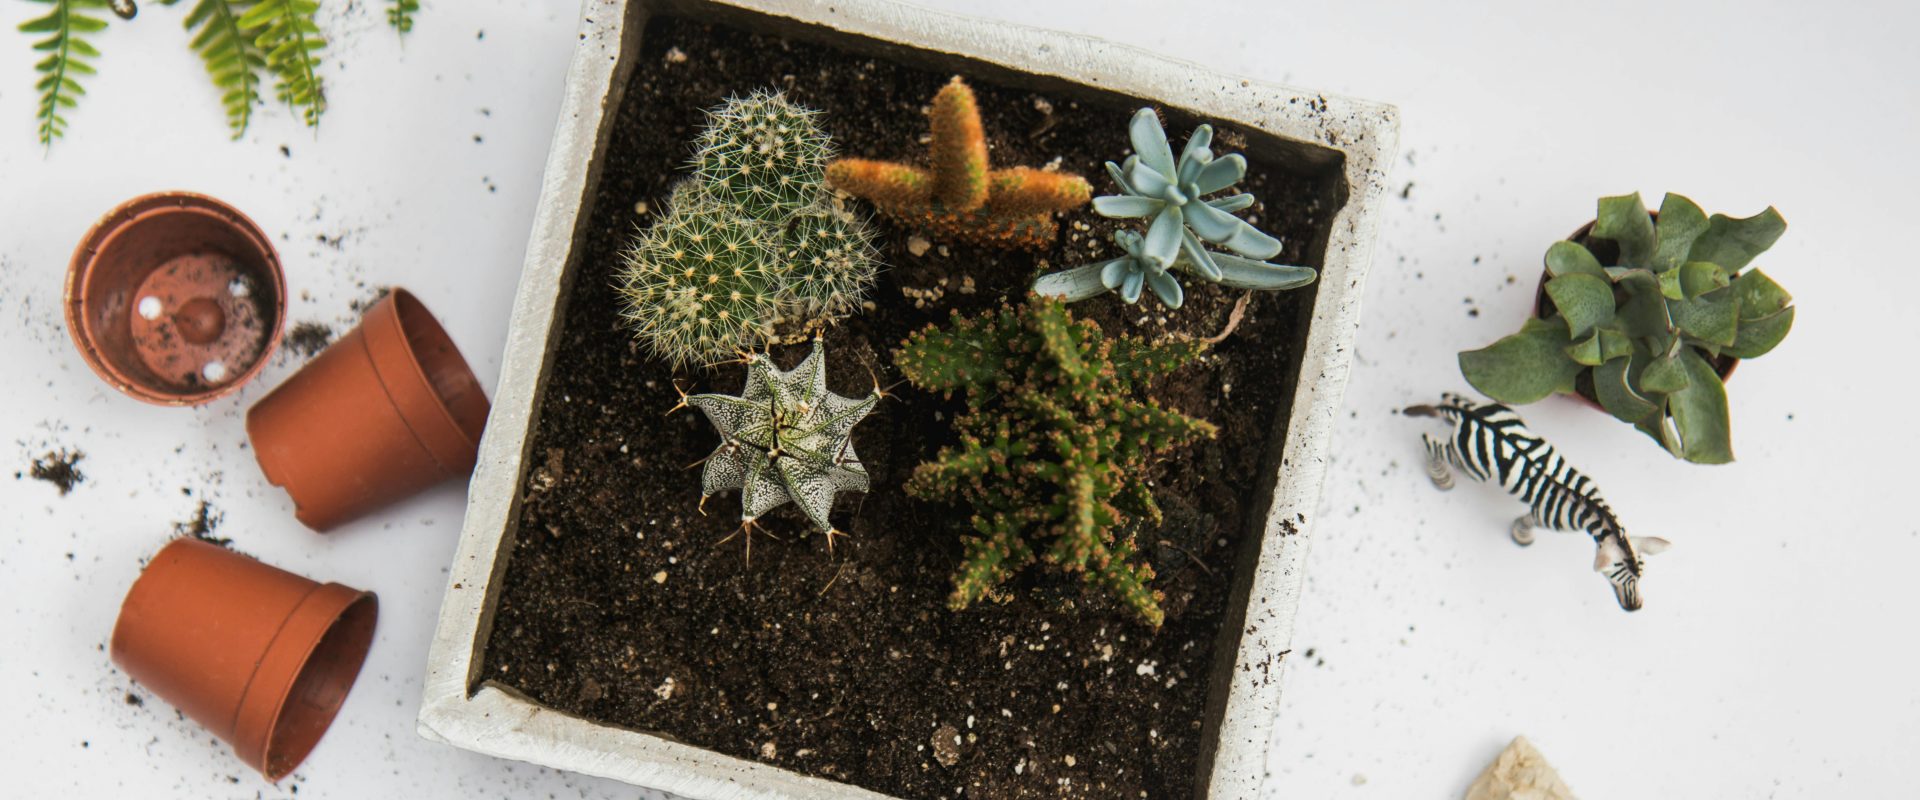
[1464,736,1578,800]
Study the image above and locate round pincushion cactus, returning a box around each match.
[619,89,880,367]
[776,200,880,320]
[617,184,783,366]
[692,89,833,218]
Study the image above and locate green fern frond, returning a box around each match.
[386,0,417,34]
[181,0,266,138]
[19,0,114,148]
[238,0,325,128]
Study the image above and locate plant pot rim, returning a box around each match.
[362,289,487,476]
[416,2,1398,799]
[63,190,287,406]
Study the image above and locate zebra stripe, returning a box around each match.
[1422,393,1622,539]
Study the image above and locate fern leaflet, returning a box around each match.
[180,0,266,138]
[238,0,325,128]
[386,0,417,34]
[19,0,113,148]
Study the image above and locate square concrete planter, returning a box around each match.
[418,0,1397,797]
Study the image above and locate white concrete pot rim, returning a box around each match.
[420,1,1398,798]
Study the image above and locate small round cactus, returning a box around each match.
[617,184,782,367]
[777,200,880,320]
[620,89,881,367]
[692,89,832,218]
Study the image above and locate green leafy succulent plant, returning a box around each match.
[618,89,879,367]
[895,296,1217,626]
[1033,108,1314,309]
[681,338,880,552]
[1459,192,1792,464]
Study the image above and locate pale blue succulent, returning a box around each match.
[1033,108,1316,309]
[1034,229,1317,309]
[1098,108,1283,271]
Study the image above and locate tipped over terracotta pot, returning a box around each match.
[64,191,287,405]
[247,289,490,532]
[110,538,377,781]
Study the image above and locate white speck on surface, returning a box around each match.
[136,296,162,320]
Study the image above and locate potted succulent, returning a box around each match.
[1459,192,1792,464]
[418,1,1398,798]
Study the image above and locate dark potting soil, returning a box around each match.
[171,500,230,549]
[283,321,335,359]
[481,14,1338,799]
[26,448,85,495]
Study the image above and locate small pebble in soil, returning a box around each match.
[931,724,961,768]
[27,448,85,496]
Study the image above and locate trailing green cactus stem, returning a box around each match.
[894,296,1217,626]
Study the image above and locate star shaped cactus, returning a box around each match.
[681,339,879,550]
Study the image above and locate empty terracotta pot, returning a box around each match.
[111,538,377,781]
[65,191,286,405]
[247,289,490,532]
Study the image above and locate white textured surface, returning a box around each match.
[1,2,1915,800]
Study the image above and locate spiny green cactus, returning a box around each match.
[681,338,880,552]
[618,89,879,367]
[1035,108,1311,309]
[826,76,1092,249]
[777,199,879,320]
[895,296,1217,627]
[692,88,832,216]
[1459,192,1792,464]
[618,183,783,365]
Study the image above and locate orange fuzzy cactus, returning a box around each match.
[826,76,1091,249]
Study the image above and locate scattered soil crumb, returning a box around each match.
[172,500,230,548]
[284,321,335,358]
[124,692,143,707]
[28,448,85,496]
[349,286,394,314]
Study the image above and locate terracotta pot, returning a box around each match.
[1531,215,1737,411]
[247,289,490,532]
[110,538,377,781]
[65,192,286,405]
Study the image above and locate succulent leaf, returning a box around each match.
[1594,192,1656,267]
[1459,317,1582,404]
[1593,354,1659,423]
[1545,240,1605,278]
[1666,349,1733,464]
[1042,106,1308,308]
[1544,272,1614,339]
[1653,192,1709,270]
[1686,206,1787,272]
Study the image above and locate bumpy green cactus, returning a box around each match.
[1459,192,1792,464]
[894,296,1217,626]
[618,89,879,367]
[682,338,880,551]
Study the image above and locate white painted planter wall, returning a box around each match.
[417,0,1398,797]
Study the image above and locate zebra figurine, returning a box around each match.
[1406,393,1670,611]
